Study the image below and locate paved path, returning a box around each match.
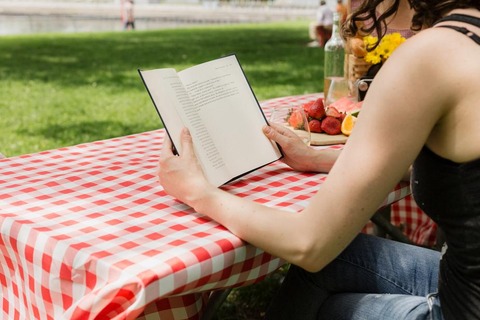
[0,1,315,35]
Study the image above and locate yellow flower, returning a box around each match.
[364,35,378,48]
[363,33,406,65]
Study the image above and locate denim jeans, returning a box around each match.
[266,233,443,320]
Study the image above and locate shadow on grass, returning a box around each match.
[214,265,288,320]
[0,23,323,96]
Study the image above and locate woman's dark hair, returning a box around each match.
[344,0,480,42]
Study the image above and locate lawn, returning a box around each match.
[0,21,324,157]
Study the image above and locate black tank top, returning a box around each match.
[412,14,480,320]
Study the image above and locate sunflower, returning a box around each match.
[364,33,406,65]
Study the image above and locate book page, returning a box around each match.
[179,55,282,182]
[139,68,231,186]
[138,68,185,150]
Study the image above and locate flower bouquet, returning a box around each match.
[347,32,406,87]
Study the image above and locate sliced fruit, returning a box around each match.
[330,97,363,114]
[325,106,342,119]
[350,110,360,117]
[287,109,305,130]
[341,114,357,136]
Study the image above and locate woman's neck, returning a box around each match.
[378,0,413,30]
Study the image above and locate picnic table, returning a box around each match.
[0,93,431,319]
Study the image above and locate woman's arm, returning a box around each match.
[158,29,451,272]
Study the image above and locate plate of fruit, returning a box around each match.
[286,97,361,146]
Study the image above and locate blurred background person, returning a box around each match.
[336,0,348,24]
[308,0,334,47]
[122,0,135,31]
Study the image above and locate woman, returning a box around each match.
[158,0,480,318]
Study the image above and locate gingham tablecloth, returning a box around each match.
[0,94,415,320]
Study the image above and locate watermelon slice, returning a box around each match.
[330,97,363,115]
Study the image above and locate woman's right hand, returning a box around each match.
[158,128,215,206]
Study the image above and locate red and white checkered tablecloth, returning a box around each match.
[0,94,424,320]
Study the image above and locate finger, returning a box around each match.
[263,124,296,144]
[270,123,299,138]
[161,134,174,158]
[179,127,195,159]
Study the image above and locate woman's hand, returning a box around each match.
[263,123,317,172]
[158,128,214,205]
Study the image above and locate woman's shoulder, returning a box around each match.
[372,28,466,118]
[401,28,455,52]
[387,27,476,77]
[404,26,479,56]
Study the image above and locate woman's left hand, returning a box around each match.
[158,128,214,205]
[263,123,316,171]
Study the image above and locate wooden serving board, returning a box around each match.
[310,132,348,145]
[290,128,347,146]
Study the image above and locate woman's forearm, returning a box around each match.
[305,148,341,173]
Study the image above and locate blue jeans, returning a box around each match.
[266,233,443,320]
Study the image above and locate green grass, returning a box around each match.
[214,265,289,319]
[0,21,325,157]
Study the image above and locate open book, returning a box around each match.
[138,55,282,187]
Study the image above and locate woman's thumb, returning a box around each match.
[180,127,194,157]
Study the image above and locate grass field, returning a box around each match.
[0,21,324,157]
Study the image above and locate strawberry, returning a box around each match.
[321,116,342,135]
[302,101,314,115]
[308,119,322,133]
[325,106,342,119]
[307,98,326,120]
[287,109,304,130]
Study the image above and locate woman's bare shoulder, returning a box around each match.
[394,29,453,61]
[397,27,479,67]
[384,26,479,95]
